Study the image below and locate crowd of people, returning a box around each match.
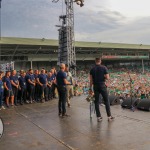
[0,64,150,111]
[71,66,150,100]
[0,67,59,110]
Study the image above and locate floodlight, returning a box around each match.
[74,0,84,7]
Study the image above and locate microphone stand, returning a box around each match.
[128,72,135,112]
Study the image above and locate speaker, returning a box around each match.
[101,95,120,105]
[121,97,140,108]
[137,99,150,111]
[108,95,120,105]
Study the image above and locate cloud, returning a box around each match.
[2,0,62,39]
[74,7,125,34]
[75,16,150,44]
[1,0,150,44]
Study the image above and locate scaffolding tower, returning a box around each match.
[53,0,76,75]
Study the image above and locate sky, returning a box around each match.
[1,0,150,44]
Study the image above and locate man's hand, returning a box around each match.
[89,89,93,95]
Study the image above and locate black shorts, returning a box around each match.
[5,90,14,97]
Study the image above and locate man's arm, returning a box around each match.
[4,82,9,91]
[28,78,35,86]
[63,72,70,85]
[37,77,43,86]
[90,75,93,90]
[10,80,17,87]
[64,78,70,85]
[104,74,110,80]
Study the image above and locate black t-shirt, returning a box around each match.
[56,70,66,86]
[90,65,108,85]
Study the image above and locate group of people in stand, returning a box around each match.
[72,65,150,101]
[0,65,74,112]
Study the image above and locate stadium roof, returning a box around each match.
[0,37,150,62]
[1,37,150,50]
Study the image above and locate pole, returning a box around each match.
[142,59,144,74]
[0,0,2,62]
[31,60,33,69]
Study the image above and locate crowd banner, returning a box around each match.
[0,61,14,72]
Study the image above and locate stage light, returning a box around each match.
[74,0,84,7]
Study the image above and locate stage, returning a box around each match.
[0,95,150,150]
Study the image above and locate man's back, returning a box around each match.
[90,65,108,85]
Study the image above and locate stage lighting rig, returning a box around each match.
[52,0,84,75]
[74,0,84,7]
[52,0,84,7]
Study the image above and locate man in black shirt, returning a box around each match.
[56,63,70,117]
[90,58,114,122]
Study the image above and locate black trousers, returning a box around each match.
[57,85,67,115]
[51,83,57,98]
[27,85,35,102]
[34,84,40,101]
[12,86,18,104]
[47,87,52,100]
[94,84,111,117]
[39,85,48,101]
[20,88,27,103]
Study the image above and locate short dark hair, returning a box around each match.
[95,57,101,62]
[5,71,10,76]
[29,68,33,72]
[65,64,68,68]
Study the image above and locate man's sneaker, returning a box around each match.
[2,106,5,110]
[108,116,115,121]
[6,105,10,108]
[100,104,105,106]
[68,104,71,108]
[97,117,103,122]
[62,114,70,118]
[58,113,62,116]
[41,100,45,103]
[26,101,29,104]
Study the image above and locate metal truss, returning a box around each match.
[53,0,76,75]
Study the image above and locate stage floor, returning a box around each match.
[0,95,150,150]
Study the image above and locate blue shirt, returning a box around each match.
[19,76,26,89]
[26,74,35,86]
[34,74,39,79]
[90,65,108,85]
[51,74,56,81]
[38,74,47,84]
[10,75,19,86]
[3,77,12,90]
[47,76,53,84]
[0,80,4,92]
[56,70,66,86]
[25,74,29,82]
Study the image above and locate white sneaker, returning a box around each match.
[108,116,115,121]
[97,117,103,122]
[2,106,5,110]
[100,104,105,106]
